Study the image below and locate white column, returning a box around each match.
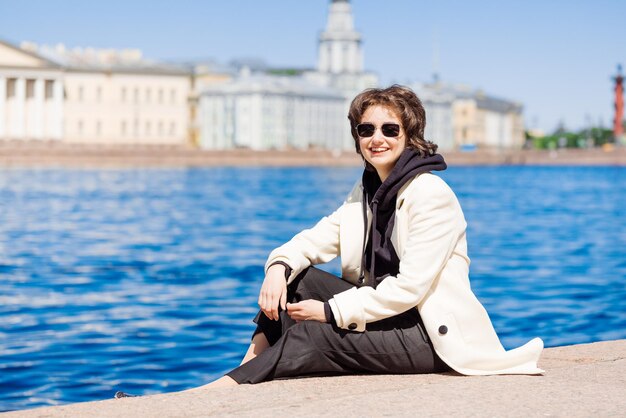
[52,78,63,140]
[33,78,44,139]
[13,77,26,138]
[0,77,5,138]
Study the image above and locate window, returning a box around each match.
[158,120,164,136]
[133,88,139,104]
[145,121,151,136]
[78,86,84,101]
[121,87,127,102]
[145,88,151,103]
[170,89,176,104]
[96,86,102,102]
[26,80,35,98]
[96,120,102,136]
[6,78,16,98]
[45,80,54,99]
[78,120,83,135]
[169,121,176,136]
[133,118,139,137]
[121,120,127,136]
[158,89,163,104]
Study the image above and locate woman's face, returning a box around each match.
[358,105,406,180]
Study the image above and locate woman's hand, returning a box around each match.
[286,300,326,323]
[258,264,287,321]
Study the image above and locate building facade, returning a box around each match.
[1,40,192,146]
[0,40,64,141]
[453,93,524,149]
[412,81,525,151]
[2,0,525,151]
[197,0,376,151]
[62,69,190,145]
[411,82,456,151]
[199,72,344,150]
[305,0,378,149]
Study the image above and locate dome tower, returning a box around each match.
[317,0,363,74]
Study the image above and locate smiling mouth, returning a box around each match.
[370,147,389,154]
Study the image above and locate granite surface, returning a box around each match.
[4,340,625,417]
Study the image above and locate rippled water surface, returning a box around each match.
[1,166,624,411]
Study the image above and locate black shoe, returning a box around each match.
[114,391,138,399]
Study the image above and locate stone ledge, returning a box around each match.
[1,141,625,168]
[4,340,625,417]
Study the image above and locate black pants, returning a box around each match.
[226,267,448,384]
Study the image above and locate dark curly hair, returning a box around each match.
[348,84,438,158]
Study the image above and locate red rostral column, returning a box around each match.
[614,64,624,139]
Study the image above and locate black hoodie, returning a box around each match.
[361,148,447,287]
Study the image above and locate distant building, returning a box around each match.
[0,40,64,141]
[412,81,525,150]
[0,39,193,146]
[306,0,378,98]
[304,0,378,149]
[197,0,377,151]
[32,43,192,146]
[188,62,234,146]
[2,0,525,151]
[411,82,455,151]
[198,71,344,150]
[453,90,524,150]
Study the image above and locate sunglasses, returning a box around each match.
[356,123,401,138]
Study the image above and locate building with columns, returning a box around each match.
[0,40,64,141]
[33,43,192,146]
[1,40,192,145]
[1,0,525,151]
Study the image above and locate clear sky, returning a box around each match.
[1,0,624,133]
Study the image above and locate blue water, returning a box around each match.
[0,166,624,411]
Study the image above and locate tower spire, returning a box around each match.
[317,0,363,74]
[613,64,624,141]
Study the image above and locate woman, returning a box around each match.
[199,85,544,389]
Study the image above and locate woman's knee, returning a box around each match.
[288,267,351,301]
[288,267,326,300]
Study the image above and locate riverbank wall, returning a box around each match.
[3,339,625,417]
[0,141,624,168]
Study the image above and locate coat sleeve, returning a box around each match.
[328,174,467,332]
[264,181,360,284]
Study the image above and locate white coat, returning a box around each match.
[265,172,544,375]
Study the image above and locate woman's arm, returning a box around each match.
[258,182,361,319]
[264,206,342,283]
[264,181,361,284]
[329,175,466,331]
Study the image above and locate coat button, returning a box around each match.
[348,323,357,330]
[438,325,448,335]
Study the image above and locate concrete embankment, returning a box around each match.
[0,141,625,167]
[4,339,625,417]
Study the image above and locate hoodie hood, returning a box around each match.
[362,148,447,286]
